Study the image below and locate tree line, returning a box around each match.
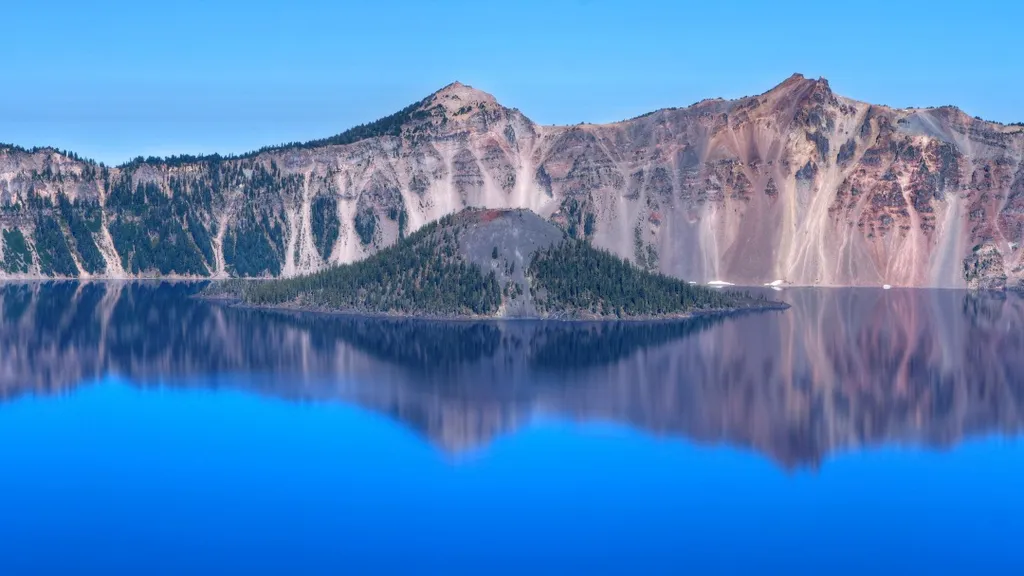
[528,240,753,317]
[238,215,501,316]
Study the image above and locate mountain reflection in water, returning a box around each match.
[1,282,1022,468]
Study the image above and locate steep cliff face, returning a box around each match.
[2,75,1022,287]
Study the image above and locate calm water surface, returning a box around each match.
[1,283,1022,575]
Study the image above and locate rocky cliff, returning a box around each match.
[2,75,1022,288]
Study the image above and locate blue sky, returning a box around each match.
[4,0,1020,165]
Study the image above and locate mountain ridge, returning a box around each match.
[5,74,1019,166]
[2,74,1023,288]
[5,74,1024,166]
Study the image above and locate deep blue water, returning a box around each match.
[1,283,1022,575]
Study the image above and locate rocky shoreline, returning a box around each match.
[197,284,790,324]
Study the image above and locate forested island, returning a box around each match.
[203,208,787,320]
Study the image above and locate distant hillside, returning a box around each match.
[208,208,780,319]
[4,75,1022,288]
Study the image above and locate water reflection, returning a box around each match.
[1,282,1023,467]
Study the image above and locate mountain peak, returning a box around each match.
[438,80,470,91]
[770,72,830,92]
[753,73,836,111]
[429,81,499,112]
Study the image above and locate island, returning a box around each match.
[202,208,787,320]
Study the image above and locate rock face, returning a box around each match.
[451,209,565,317]
[2,75,1023,287]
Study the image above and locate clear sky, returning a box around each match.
[4,0,1021,165]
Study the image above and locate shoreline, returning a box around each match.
[0,276,1019,292]
[195,293,791,325]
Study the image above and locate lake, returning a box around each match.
[1,282,1022,575]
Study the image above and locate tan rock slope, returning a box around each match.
[2,74,1022,287]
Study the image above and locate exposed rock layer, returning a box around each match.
[2,75,1023,287]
